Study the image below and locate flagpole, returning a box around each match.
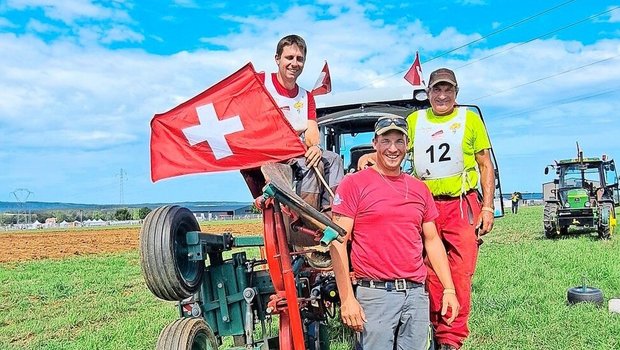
[312,166,335,198]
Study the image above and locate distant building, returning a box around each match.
[185,203,255,220]
[45,218,57,225]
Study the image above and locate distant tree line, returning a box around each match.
[0,207,152,225]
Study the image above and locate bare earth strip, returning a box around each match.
[0,222,263,263]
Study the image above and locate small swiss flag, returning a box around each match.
[404,52,426,88]
[311,61,331,96]
[150,63,306,182]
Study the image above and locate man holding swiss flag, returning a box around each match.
[259,35,343,216]
[254,35,344,252]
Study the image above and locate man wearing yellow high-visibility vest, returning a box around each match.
[406,68,495,350]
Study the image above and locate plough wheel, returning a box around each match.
[156,318,218,350]
[140,205,204,301]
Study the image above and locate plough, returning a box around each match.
[140,163,345,349]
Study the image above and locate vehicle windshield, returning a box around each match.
[340,132,374,170]
[604,162,618,186]
[560,164,601,188]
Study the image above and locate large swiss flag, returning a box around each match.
[150,63,306,182]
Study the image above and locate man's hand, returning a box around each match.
[340,297,366,332]
[357,152,376,171]
[441,292,460,325]
[305,145,322,167]
[477,210,494,236]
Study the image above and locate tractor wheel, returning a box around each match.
[598,203,615,239]
[543,203,559,238]
[156,318,218,350]
[140,205,204,301]
[567,286,604,306]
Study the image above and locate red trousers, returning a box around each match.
[426,191,481,349]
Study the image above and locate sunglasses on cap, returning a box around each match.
[374,117,408,131]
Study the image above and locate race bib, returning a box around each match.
[413,108,466,179]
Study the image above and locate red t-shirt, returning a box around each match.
[258,72,317,121]
[332,168,438,282]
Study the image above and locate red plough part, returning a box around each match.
[261,203,305,350]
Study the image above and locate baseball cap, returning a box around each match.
[374,117,408,135]
[428,68,457,88]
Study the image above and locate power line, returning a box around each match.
[119,168,127,206]
[470,54,620,102]
[456,6,620,70]
[10,188,33,225]
[355,0,578,90]
[490,86,620,120]
[424,0,579,63]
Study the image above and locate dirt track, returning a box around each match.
[0,222,263,264]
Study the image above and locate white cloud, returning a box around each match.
[608,6,620,22]
[100,24,143,43]
[456,0,486,5]
[26,18,63,33]
[0,16,18,28]
[7,0,132,24]
[173,0,199,8]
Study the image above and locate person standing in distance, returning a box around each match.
[406,68,495,350]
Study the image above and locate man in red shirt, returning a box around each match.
[329,117,459,349]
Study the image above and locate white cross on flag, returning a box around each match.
[311,61,331,96]
[404,51,426,89]
[150,63,306,182]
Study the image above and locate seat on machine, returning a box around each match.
[241,163,337,270]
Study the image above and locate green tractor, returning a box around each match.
[543,148,619,239]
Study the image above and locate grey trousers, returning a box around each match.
[296,150,344,194]
[356,285,431,350]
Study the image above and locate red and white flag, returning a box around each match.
[404,52,426,88]
[311,61,331,96]
[150,63,306,182]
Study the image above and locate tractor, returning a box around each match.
[543,147,619,239]
[140,90,503,349]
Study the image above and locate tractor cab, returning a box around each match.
[317,97,426,172]
[543,151,619,239]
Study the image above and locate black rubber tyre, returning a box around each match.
[156,318,218,350]
[598,203,615,239]
[543,203,559,238]
[140,205,204,301]
[567,286,604,306]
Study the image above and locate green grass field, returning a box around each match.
[1,206,619,349]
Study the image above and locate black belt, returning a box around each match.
[433,189,477,201]
[357,279,423,292]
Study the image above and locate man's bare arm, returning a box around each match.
[475,149,495,234]
[329,212,366,331]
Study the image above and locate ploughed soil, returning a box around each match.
[0,222,263,264]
